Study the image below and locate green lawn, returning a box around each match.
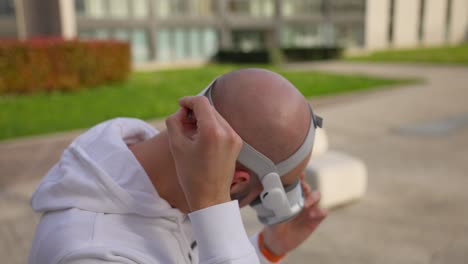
[0,64,408,140]
[347,44,468,65]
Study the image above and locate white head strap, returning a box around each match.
[198,78,323,181]
[198,77,323,225]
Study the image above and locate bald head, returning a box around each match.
[211,68,311,163]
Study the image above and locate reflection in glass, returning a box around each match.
[282,25,317,47]
[132,30,150,62]
[95,29,110,39]
[203,28,218,57]
[157,29,172,62]
[174,28,186,60]
[189,28,202,59]
[232,30,265,51]
[114,29,130,41]
[334,22,364,47]
[156,27,218,62]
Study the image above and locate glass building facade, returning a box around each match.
[73,0,366,64]
[0,0,16,37]
[2,0,465,65]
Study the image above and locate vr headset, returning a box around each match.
[198,78,323,225]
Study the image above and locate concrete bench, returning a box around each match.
[306,128,367,209]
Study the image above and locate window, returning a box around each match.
[229,0,250,15]
[157,29,172,61]
[78,29,110,40]
[174,28,187,60]
[193,0,215,17]
[282,24,322,47]
[232,30,265,51]
[203,28,218,57]
[133,0,149,18]
[75,0,85,16]
[114,29,130,41]
[132,30,150,62]
[78,30,94,39]
[156,27,218,62]
[0,0,15,16]
[328,0,365,15]
[283,0,323,17]
[82,0,106,18]
[109,0,129,18]
[95,29,110,39]
[155,0,170,17]
[229,0,274,17]
[334,22,364,47]
[189,28,203,59]
[155,0,189,17]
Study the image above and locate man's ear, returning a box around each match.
[231,169,251,192]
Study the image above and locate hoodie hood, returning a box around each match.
[31,118,182,219]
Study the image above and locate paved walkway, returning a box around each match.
[1,62,468,264]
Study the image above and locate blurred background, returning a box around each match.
[0,0,467,263]
[1,0,466,65]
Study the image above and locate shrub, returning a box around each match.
[0,38,130,94]
[214,46,343,64]
[214,50,270,64]
[282,47,343,62]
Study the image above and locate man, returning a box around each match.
[29,68,327,263]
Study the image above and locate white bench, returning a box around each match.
[305,128,367,209]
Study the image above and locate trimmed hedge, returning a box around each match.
[0,38,130,94]
[214,47,343,64]
[282,47,343,62]
[215,50,270,64]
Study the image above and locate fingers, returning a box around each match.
[302,191,328,221]
[301,179,312,197]
[304,190,321,208]
[165,108,190,145]
[178,96,216,133]
[178,95,241,151]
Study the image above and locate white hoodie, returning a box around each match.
[29,118,277,264]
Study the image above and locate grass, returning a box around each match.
[0,64,409,140]
[347,44,468,65]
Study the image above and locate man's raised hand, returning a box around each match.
[261,172,328,256]
[165,96,243,212]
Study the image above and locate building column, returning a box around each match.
[217,0,232,49]
[14,0,76,39]
[364,0,390,50]
[59,0,77,39]
[271,0,282,50]
[393,0,419,48]
[147,0,157,61]
[14,0,27,39]
[449,0,468,44]
[422,0,447,45]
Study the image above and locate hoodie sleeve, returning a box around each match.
[188,200,260,264]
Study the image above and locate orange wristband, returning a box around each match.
[258,232,286,263]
